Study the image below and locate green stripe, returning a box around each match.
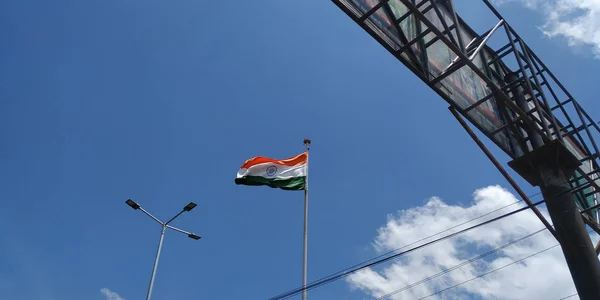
[235,176,306,191]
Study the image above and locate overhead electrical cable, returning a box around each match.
[374,227,548,300]
[268,198,546,300]
[381,229,592,300]
[289,191,542,290]
[330,195,530,275]
[558,293,579,300]
[413,243,561,300]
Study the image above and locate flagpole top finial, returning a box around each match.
[303,138,311,145]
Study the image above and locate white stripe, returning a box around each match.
[237,162,307,179]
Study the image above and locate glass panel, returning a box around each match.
[388,0,417,41]
[350,0,424,69]
[572,170,598,220]
[348,0,378,13]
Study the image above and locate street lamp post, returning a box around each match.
[125,199,201,300]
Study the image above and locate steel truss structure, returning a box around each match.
[331,0,600,237]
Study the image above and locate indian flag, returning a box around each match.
[235,152,307,190]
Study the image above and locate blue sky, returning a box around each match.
[0,0,598,299]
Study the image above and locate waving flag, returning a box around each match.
[235,152,307,191]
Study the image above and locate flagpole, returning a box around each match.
[302,138,311,300]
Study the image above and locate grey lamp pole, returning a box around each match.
[125,199,201,300]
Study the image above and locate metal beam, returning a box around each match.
[450,106,557,239]
[468,19,504,61]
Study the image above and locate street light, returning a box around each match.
[188,234,201,240]
[126,199,140,210]
[124,199,201,300]
[183,202,197,212]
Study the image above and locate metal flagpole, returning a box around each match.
[302,138,311,300]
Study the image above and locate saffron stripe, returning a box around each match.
[239,152,307,169]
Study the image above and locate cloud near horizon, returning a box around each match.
[346,185,599,300]
[100,288,124,300]
[495,0,600,58]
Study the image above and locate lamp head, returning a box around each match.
[183,202,197,212]
[188,234,201,240]
[125,199,140,210]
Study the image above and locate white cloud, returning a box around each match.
[346,185,598,300]
[496,0,600,58]
[100,288,124,300]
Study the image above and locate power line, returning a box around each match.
[389,230,592,300]
[354,196,532,268]
[413,243,560,300]
[316,197,526,283]
[268,198,546,300]
[374,228,548,300]
[287,191,543,295]
[270,197,545,299]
